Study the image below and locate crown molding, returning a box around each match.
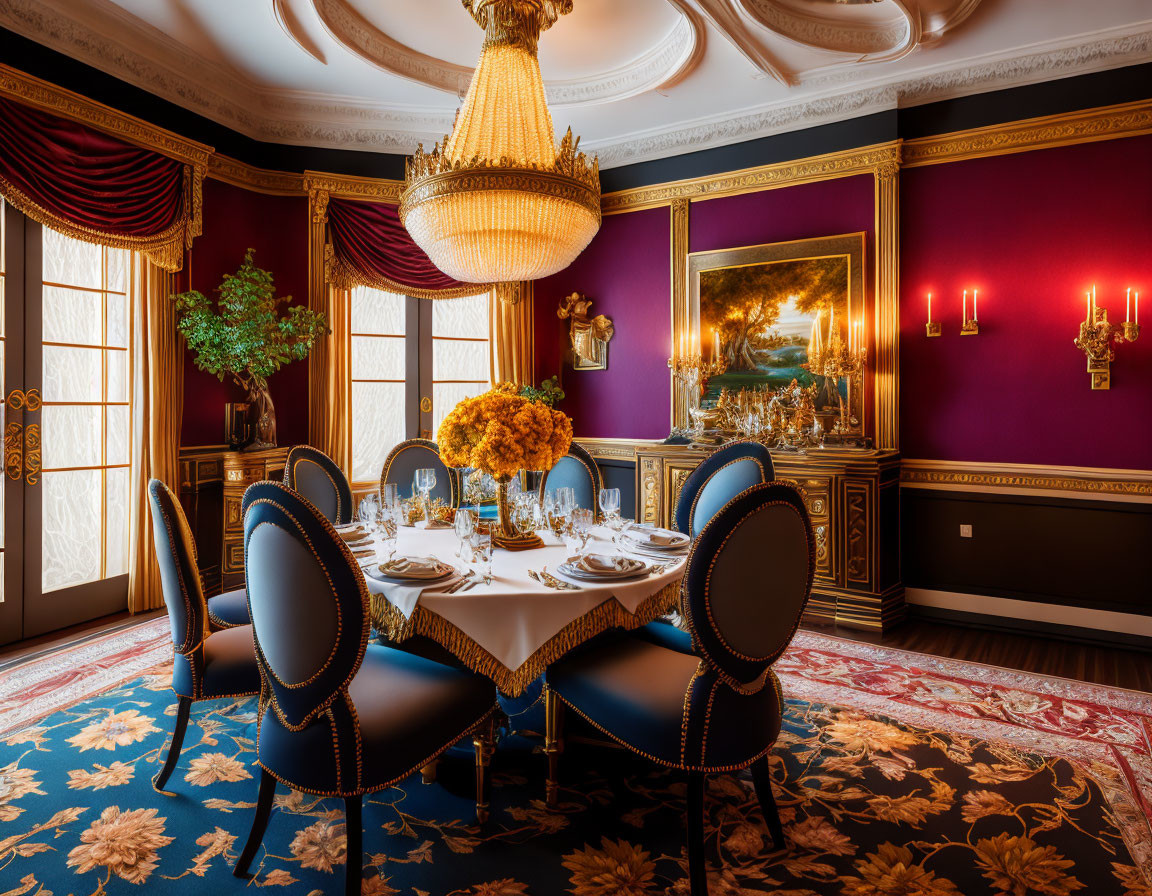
[207,155,306,195]
[902,98,1152,166]
[302,171,403,203]
[901,459,1152,503]
[1,0,1149,171]
[601,141,900,213]
[0,62,212,167]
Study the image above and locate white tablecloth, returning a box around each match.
[364,525,686,695]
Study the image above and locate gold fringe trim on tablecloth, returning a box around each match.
[370,580,682,696]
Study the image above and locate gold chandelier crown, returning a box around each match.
[400,0,602,284]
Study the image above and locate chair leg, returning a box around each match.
[473,717,496,826]
[544,685,565,808]
[152,696,192,792]
[687,772,709,896]
[751,756,784,849]
[344,796,362,896]
[234,768,277,878]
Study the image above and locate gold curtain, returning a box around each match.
[128,258,185,613]
[311,282,353,472]
[490,281,535,386]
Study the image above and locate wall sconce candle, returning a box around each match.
[926,292,941,337]
[1073,284,1140,390]
[961,288,979,335]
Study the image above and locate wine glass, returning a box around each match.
[358,493,379,530]
[454,507,476,558]
[376,502,398,560]
[471,529,493,585]
[380,482,398,515]
[415,468,436,521]
[567,508,594,558]
[555,486,576,518]
[598,487,620,523]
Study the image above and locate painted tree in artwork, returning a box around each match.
[172,249,327,448]
[700,256,848,370]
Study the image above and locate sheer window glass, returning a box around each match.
[40,226,132,592]
[432,293,490,435]
[350,287,405,483]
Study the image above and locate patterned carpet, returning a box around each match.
[0,620,1150,896]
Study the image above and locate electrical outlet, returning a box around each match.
[959,524,973,538]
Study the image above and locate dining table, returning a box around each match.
[359,523,687,696]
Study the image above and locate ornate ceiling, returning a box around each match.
[1,0,1149,167]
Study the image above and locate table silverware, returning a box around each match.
[458,579,479,592]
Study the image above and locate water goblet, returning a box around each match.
[358,494,379,529]
[555,486,577,518]
[380,482,398,514]
[569,508,594,557]
[454,507,476,558]
[376,504,398,560]
[471,529,493,585]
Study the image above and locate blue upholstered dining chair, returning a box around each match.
[544,482,815,896]
[675,440,773,537]
[540,441,602,517]
[146,479,260,792]
[284,444,354,525]
[380,438,459,506]
[233,481,498,896]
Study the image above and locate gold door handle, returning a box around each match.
[4,389,26,481]
[23,389,40,485]
[420,396,432,414]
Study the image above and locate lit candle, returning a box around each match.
[973,289,978,322]
[1086,291,1091,325]
[962,289,967,323]
[928,292,933,323]
[1092,284,1097,319]
[1137,292,1141,326]
[1127,287,1132,323]
[828,302,835,343]
[712,327,720,361]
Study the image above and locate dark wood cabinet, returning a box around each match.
[178,446,289,595]
[631,444,904,632]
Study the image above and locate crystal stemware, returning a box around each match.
[598,487,620,523]
[415,467,436,520]
[454,507,476,558]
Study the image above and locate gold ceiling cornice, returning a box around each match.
[0,63,212,169]
[207,155,305,195]
[601,142,901,214]
[902,98,1152,167]
[302,171,404,203]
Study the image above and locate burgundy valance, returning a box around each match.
[325,197,488,299]
[0,94,200,271]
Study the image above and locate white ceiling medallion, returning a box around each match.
[310,0,705,106]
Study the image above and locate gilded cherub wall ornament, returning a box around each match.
[557,292,614,369]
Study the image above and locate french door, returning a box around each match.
[0,200,133,646]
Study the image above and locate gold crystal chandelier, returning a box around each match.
[399,0,601,283]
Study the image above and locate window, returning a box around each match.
[40,228,133,592]
[349,288,490,485]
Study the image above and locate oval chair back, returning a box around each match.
[148,479,207,655]
[381,439,457,507]
[284,445,354,525]
[675,440,773,537]
[682,481,814,687]
[242,480,368,734]
[540,442,602,518]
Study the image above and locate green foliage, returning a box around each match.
[171,248,327,389]
[519,375,565,407]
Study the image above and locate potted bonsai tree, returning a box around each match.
[172,248,326,449]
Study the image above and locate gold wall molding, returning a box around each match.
[873,147,900,450]
[575,437,662,461]
[0,64,212,168]
[901,459,1152,502]
[902,99,1152,168]
[207,154,305,195]
[669,198,691,430]
[303,171,404,203]
[601,142,901,215]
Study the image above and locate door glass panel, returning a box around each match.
[432,293,490,435]
[40,229,133,592]
[350,287,406,484]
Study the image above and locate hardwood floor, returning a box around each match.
[2,608,1149,693]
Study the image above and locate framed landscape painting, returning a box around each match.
[685,232,867,435]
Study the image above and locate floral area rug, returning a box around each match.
[0,620,1149,896]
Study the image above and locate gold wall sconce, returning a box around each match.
[1073,285,1140,390]
[558,292,614,370]
[961,289,979,335]
[925,292,941,337]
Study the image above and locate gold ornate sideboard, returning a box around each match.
[179,446,289,595]
[628,443,904,631]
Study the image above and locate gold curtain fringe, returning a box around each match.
[325,248,491,300]
[369,580,681,696]
[0,165,203,272]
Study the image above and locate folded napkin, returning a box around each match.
[337,526,369,542]
[578,553,631,572]
[367,563,461,619]
[628,528,688,549]
[425,519,453,529]
[377,556,447,580]
[351,547,375,561]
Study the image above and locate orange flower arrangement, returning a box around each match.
[438,383,572,481]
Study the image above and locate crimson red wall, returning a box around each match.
[180,179,309,447]
[534,175,875,440]
[900,135,1152,469]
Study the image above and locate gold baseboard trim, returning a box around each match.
[901,459,1152,502]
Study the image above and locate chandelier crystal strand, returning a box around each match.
[400,0,601,284]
